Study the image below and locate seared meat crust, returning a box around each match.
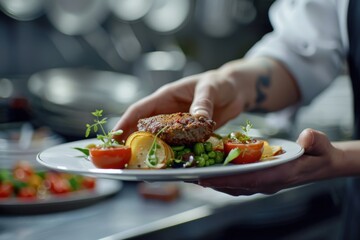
[137,112,215,145]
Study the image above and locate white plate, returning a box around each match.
[0,179,122,214]
[37,138,304,181]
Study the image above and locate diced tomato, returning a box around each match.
[13,161,34,182]
[45,172,72,195]
[89,146,131,169]
[224,139,264,164]
[82,177,96,189]
[17,186,37,199]
[0,182,13,198]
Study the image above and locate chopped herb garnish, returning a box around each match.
[229,120,253,143]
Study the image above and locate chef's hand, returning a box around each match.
[113,68,247,139]
[114,57,299,140]
[198,128,344,196]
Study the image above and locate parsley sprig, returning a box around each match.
[224,120,254,165]
[85,109,123,148]
[229,120,253,143]
[241,120,253,136]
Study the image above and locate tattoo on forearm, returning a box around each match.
[251,61,272,113]
[255,75,270,103]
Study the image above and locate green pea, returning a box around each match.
[215,151,225,163]
[204,142,213,152]
[195,156,201,163]
[201,153,209,161]
[208,151,216,159]
[198,157,205,167]
[194,143,205,155]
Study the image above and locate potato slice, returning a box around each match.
[261,141,282,159]
[125,131,174,169]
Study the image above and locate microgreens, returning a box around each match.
[242,120,253,135]
[229,120,253,143]
[145,127,167,168]
[85,109,123,148]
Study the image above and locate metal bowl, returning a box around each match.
[27,68,147,138]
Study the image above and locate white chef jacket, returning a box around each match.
[246,0,350,105]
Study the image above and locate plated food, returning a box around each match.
[75,110,283,170]
[0,160,96,200]
[137,112,215,145]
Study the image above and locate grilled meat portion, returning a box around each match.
[137,112,215,145]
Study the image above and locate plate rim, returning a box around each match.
[37,138,304,181]
[0,178,122,207]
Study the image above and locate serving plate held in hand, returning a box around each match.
[37,138,304,181]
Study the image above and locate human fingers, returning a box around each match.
[189,73,216,119]
[296,128,332,156]
[198,130,334,196]
[207,187,258,196]
[113,78,197,139]
[189,72,246,128]
[112,96,159,140]
[198,162,294,195]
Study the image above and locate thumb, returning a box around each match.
[297,128,331,156]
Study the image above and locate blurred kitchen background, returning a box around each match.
[0,0,353,141]
[0,0,352,239]
[0,0,277,139]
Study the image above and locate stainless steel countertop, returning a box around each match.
[0,182,203,240]
[0,179,345,240]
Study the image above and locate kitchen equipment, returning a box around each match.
[143,0,191,33]
[44,0,109,36]
[134,50,186,92]
[27,68,147,138]
[108,0,153,22]
[0,0,44,21]
[0,122,63,169]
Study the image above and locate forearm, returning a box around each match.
[219,57,301,112]
[333,141,360,177]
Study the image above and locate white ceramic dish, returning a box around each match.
[0,179,122,214]
[37,138,304,181]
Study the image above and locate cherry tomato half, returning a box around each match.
[17,186,37,199]
[0,182,13,198]
[82,177,96,189]
[89,146,131,169]
[224,139,264,164]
